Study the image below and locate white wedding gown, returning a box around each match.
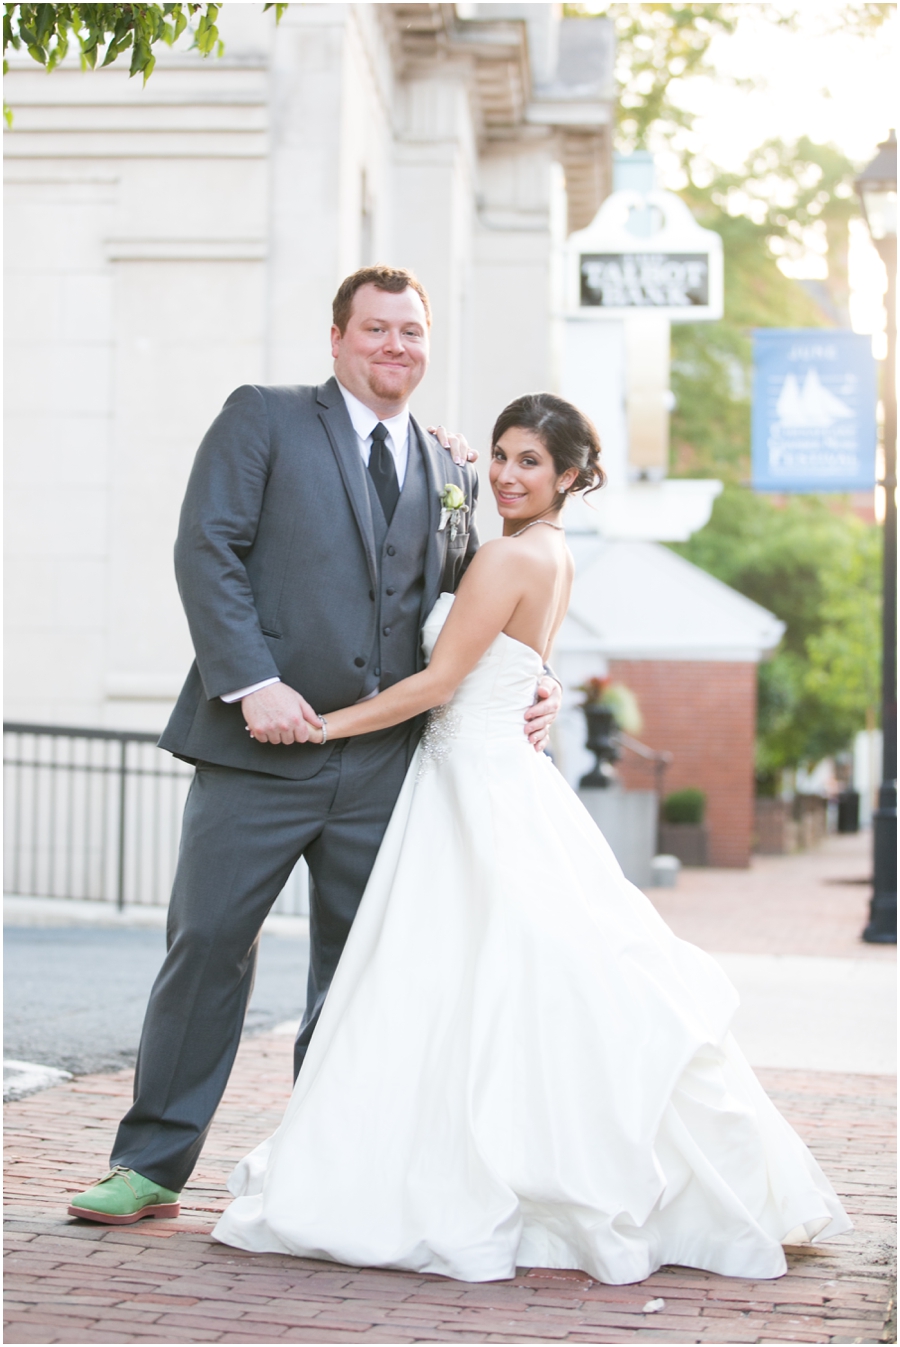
[213,593,850,1284]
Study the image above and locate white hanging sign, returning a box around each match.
[565,190,724,322]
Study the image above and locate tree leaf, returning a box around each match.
[34,2,55,46]
[3,0,272,90]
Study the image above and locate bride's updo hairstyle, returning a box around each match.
[491,393,605,499]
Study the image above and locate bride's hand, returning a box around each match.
[525,677,562,752]
[428,425,478,466]
[304,713,325,745]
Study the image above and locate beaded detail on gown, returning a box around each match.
[213,593,851,1284]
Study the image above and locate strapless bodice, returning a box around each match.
[421,592,543,747]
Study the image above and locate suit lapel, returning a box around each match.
[414,416,452,605]
[316,378,378,589]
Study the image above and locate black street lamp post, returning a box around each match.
[856,131,897,944]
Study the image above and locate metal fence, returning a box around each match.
[3,723,308,915]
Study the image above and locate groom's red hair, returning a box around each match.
[332,266,432,334]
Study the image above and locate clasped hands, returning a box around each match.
[241,677,562,752]
[241,428,563,748]
[242,683,323,746]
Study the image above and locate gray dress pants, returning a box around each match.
[110,726,413,1192]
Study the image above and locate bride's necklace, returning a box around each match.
[510,517,565,538]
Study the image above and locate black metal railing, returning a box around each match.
[616,732,673,854]
[3,723,308,915]
[616,731,672,795]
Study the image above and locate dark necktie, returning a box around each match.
[368,422,400,524]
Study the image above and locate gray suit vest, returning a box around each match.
[361,430,431,696]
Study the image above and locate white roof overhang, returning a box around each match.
[554,539,785,663]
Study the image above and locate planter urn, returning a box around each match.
[579,704,620,790]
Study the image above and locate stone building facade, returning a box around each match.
[4,3,783,869]
[4,2,614,732]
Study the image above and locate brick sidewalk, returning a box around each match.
[648,833,895,961]
[5,1024,896,1345]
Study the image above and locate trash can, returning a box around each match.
[837,789,860,834]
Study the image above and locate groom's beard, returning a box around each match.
[365,364,419,406]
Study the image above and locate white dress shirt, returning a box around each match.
[221,381,411,705]
[336,379,410,488]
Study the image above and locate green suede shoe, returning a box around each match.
[68,1166,181,1225]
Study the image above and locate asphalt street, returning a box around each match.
[3,926,310,1077]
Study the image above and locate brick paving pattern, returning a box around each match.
[5,1031,895,1344]
[648,833,894,962]
[5,834,896,1344]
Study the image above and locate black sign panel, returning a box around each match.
[580,252,709,308]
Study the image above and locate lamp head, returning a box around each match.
[855,130,897,242]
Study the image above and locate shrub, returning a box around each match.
[663,788,706,825]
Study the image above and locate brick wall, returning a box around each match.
[608,660,757,868]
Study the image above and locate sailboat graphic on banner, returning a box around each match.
[751,329,876,492]
[775,369,854,430]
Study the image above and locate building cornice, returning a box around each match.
[388,4,613,232]
[391,4,529,138]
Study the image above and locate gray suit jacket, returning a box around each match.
[159,377,479,779]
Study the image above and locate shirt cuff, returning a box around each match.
[220,677,281,704]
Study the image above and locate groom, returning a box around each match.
[68,265,561,1224]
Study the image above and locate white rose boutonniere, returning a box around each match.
[438,483,469,541]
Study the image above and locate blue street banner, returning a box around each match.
[751,330,877,492]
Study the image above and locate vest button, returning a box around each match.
[386,587,395,596]
[383,626,391,636]
[354,657,365,667]
[374,667,381,676]
[386,545,396,556]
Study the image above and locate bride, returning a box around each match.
[213,392,850,1285]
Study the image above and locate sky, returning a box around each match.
[653,1,897,351]
[674,3,897,171]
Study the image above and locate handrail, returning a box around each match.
[615,731,673,765]
[612,732,672,854]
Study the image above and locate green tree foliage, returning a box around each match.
[671,138,860,483]
[559,3,889,782]
[566,4,740,152]
[3,3,287,120]
[560,4,890,483]
[673,488,882,779]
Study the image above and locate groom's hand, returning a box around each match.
[427,425,477,466]
[525,677,562,753]
[242,683,319,745]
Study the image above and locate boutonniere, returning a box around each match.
[438,483,469,541]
